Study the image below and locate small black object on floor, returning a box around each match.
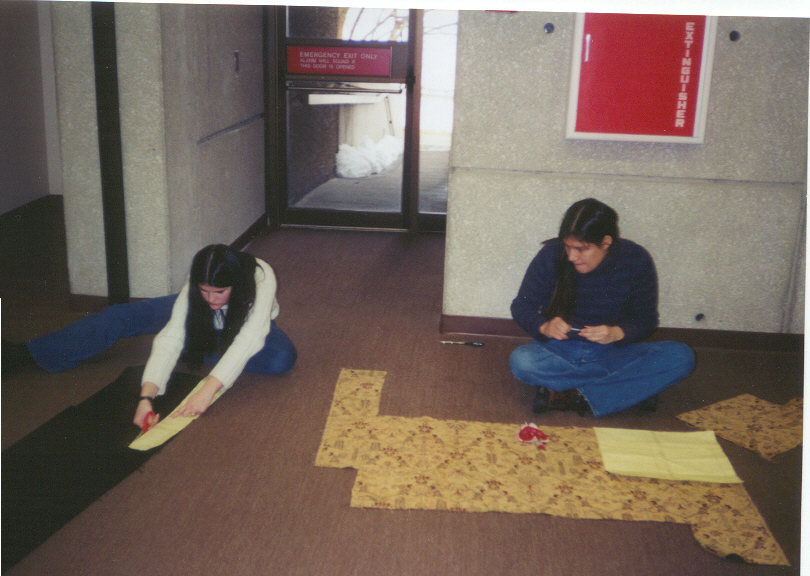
[1,366,199,572]
[533,387,658,416]
[532,387,589,416]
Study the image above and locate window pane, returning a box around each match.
[419,9,457,214]
[287,7,409,42]
[287,82,406,213]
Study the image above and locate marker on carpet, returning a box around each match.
[440,340,484,347]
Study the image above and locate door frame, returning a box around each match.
[265,7,444,233]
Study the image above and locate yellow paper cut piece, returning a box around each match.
[129,379,225,451]
[593,428,742,484]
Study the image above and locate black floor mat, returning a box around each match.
[2,367,199,571]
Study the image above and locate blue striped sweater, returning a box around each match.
[511,238,659,344]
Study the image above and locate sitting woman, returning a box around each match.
[3,244,297,428]
[509,198,695,417]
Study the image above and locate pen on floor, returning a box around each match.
[440,340,484,347]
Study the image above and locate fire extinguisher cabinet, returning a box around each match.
[566,13,718,143]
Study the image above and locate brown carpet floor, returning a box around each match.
[1,198,802,575]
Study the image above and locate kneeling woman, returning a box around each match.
[509,198,695,417]
[135,244,296,428]
[6,245,296,429]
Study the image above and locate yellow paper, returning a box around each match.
[593,427,742,483]
[129,380,225,451]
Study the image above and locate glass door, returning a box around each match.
[419,10,457,216]
[285,80,407,219]
[276,7,448,231]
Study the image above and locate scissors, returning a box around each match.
[141,411,156,433]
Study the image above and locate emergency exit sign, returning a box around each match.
[287,46,392,77]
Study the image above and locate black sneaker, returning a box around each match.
[571,393,590,417]
[638,394,658,412]
[532,387,551,413]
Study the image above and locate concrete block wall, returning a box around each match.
[443,12,807,333]
[160,3,266,292]
[51,2,107,297]
[116,3,170,297]
[50,2,266,298]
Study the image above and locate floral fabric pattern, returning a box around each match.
[316,369,789,566]
[677,395,803,461]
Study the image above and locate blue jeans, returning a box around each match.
[509,339,695,417]
[27,295,297,376]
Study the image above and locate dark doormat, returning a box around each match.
[2,366,200,572]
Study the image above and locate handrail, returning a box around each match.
[285,81,403,95]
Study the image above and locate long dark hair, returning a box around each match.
[544,198,619,320]
[182,244,259,368]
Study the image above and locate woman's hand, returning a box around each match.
[134,399,159,429]
[134,382,160,429]
[580,325,624,344]
[539,317,572,340]
[173,376,223,418]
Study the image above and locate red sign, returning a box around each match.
[287,46,392,77]
[572,14,710,139]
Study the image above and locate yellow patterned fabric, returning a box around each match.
[677,395,802,461]
[316,369,789,566]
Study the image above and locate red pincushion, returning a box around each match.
[518,424,548,449]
